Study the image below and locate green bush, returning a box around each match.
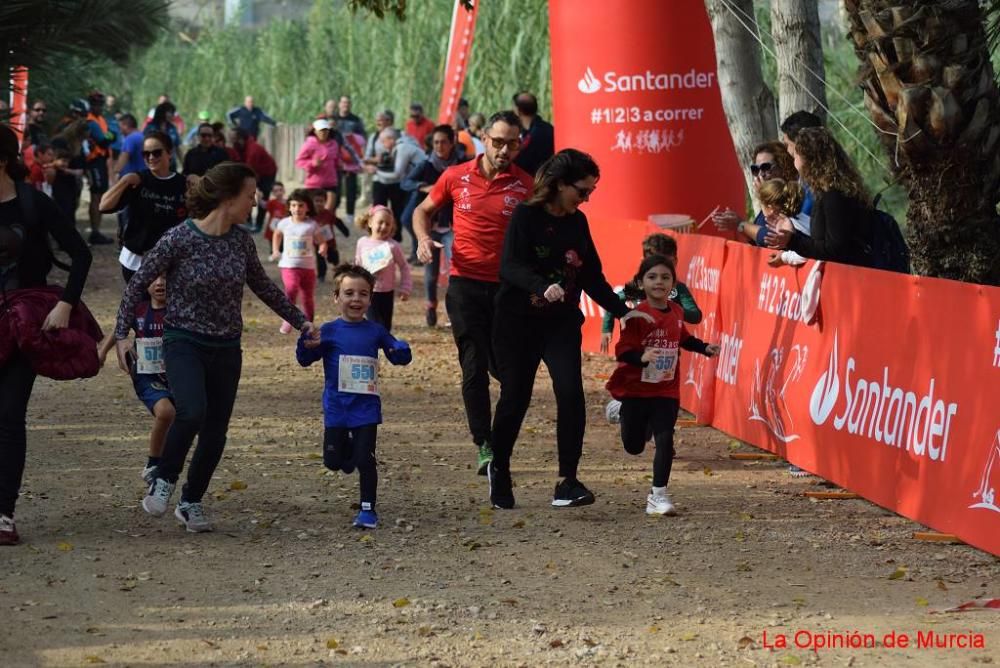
[87,0,549,128]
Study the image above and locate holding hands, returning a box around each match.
[301,322,321,348]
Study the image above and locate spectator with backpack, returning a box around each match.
[767,127,899,270]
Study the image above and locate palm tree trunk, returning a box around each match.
[844,0,1000,284]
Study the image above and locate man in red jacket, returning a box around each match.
[229,128,278,231]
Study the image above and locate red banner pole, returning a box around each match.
[9,66,29,144]
[436,0,478,126]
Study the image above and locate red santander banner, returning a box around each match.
[436,0,478,126]
[673,238,1000,557]
[548,0,744,226]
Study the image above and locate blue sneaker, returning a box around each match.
[353,503,378,529]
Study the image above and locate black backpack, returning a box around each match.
[865,194,910,274]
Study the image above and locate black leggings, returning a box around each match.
[366,291,395,332]
[316,247,341,282]
[157,339,242,503]
[0,353,37,516]
[620,396,680,488]
[491,313,586,480]
[324,424,378,505]
[336,172,359,217]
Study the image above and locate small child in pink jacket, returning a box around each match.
[354,205,412,332]
[295,119,341,212]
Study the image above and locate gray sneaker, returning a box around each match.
[142,478,175,516]
[174,501,212,533]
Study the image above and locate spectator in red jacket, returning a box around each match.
[229,128,278,231]
[405,103,436,147]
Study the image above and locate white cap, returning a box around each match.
[312,119,332,131]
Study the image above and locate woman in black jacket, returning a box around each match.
[487,149,631,510]
[769,127,872,267]
[0,124,93,545]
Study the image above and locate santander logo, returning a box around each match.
[808,331,959,463]
[578,67,601,94]
[809,332,840,425]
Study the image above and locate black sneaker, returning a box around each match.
[88,231,114,245]
[552,478,595,508]
[487,461,515,510]
[425,307,438,328]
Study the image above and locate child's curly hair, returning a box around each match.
[757,178,804,217]
[355,204,396,236]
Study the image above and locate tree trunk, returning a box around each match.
[705,0,778,194]
[844,0,1000,285]
[771,0,828,122]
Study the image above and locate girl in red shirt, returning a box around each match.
[606,255,719,516]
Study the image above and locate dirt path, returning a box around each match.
[2,231,998,667]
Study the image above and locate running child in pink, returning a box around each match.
[354,205,411,331]
[271,188,331,333]
[606,255,719,516]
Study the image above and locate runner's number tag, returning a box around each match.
[286,235,311,258]
[135,337,165,375]
[361,242,393,274]
[641,347,678,383]
[339,355,379,395]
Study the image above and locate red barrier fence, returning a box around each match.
[587,230,1000,557]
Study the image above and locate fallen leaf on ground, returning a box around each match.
[230,480,248,490]
[393,597,411,608]
[57,542,73,552]
[326,638,339,649]
[888,566,908,580]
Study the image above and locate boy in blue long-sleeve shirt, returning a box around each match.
[297,264,412,529]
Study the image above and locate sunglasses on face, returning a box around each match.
[486,135,521,151]
[143,148,165,159]
[32,107,46,113]
[749,162,774,176]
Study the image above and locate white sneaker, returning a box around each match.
[605,399,622,424]
[174,501,212,533]
[344,214,354,226]
[142,478,176,516]
[141,465,157,484]
[646,491,677,516]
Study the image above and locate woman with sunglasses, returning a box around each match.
[100,131,187,282]
[712,141,802,245]
[487,148,632,510]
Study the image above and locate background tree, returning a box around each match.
[845,0,1000,284]
[0,0,169,101]
[771,0,828,121]
[705,0,779,193]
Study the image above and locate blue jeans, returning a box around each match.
[424,228,454,307]
[157,339,242,503]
